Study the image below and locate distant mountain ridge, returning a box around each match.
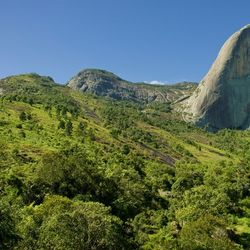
[67,69,197,103]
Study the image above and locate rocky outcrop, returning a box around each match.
[185,24,250,130]
[67,69,197,103]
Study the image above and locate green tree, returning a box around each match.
[19,111,26,121]
[122,144,130,155]
[30,148,117,205]
[65,120,73,136]
[77,121,87,137]
[17,195,128,250]
[0,200,19,249]
[179,214,240,250]
[58,120,65,129]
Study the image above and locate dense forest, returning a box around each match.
[1,74,250,249]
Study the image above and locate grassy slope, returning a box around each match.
[0,74,241,168]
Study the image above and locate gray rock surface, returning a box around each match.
[185,24,250,130]
[67,69,196,103]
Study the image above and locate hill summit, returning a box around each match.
[67,68,197,103]
[185,24,250,130]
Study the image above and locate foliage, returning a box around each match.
[0,74,250,249]
[16,195,127,250]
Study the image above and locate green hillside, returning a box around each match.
[1,74,250,249]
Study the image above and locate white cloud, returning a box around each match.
[144,78,189,85]
[144,80,168,85]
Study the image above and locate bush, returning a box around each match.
[17,195,128,250]
[19,111,26,121]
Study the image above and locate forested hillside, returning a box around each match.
[1,74,250,249]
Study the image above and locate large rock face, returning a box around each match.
[67,69,197,103]
[185,24,250,130]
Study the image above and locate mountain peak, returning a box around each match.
[241,24,250,31]
[75,68,123,80]
[67,68,197,103]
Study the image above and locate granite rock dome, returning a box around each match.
[185,24,250,130]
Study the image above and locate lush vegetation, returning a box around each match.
[0,74,250,249]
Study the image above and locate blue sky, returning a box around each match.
[1,0,250,84]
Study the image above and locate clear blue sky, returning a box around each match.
[1,0,250,84]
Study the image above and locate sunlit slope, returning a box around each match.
[0,73,245,167]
